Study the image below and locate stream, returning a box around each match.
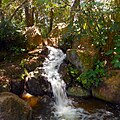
[32,46,120,120]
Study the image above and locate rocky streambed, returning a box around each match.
[0,46,120,120]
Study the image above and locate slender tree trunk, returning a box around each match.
[24,1,34,27]
[0,0,4,20]
[70,0,80,24]
[49,8,54,34]
[114,0,120,22]
[0,0,2,7]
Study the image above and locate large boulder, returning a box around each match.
[67,36,98,72]
[59,62,72,88]
[0,64,25,95]
[67,86,90,97]
[24,26,43,50]
[67,49,85,71]
[67,49,97,72]
[0,92,32,120]
[59,61,90,97]
[92,70,120,104]
[10,79,25,95]
[1,63,23,79]
[25,68,52,97]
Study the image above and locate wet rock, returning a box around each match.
[22,92,42,107]
[24,47,52,97]
[59,62,72,88]
[10,79,25,95]
[88,109,118,120]
[92,70,120,104]
[0,76,10,92]
[67,86,90,97]
[25,68,52,96]
[66,49,84,71]
[0,92,32,120]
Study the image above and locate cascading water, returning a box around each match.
[42,46,81,120]
[30,46,119,120]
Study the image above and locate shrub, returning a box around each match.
[0,19,26,54]
[68,61,106,89]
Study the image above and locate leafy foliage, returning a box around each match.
[19,59,29,79]
[59,31,74,52]
[60,1,120,69]
[68,60,106,89]
[0,19,26,54]
[106,34,120,68]
[76,60,106,89]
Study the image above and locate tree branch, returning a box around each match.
[9,0,27,21]
[4,0,16,10]
[61,0,71,7]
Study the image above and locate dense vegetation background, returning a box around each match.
[0,0,120,89]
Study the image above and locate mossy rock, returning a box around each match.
[66,49,97,72]
[92,70,120,104]
[67,86,90,97]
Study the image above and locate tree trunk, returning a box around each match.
[24,2,34,27]
[49,8,54,34]
[0,0,4,20]
[70,0,80,24]
[0,0,2,7]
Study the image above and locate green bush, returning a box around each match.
[76,60,106,89]
[0,19,26,54]
[106,34,120,68]
[68,61,106,89]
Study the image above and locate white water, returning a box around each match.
[42,46,81,120]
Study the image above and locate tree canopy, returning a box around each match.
[0,0,120,68]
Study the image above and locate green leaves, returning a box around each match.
[76,60,105,89]
[37,0,49,4]
[2,0,10,4]
[106,34,120,68]
[0,19,26,54]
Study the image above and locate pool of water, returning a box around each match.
[32,96,120,120]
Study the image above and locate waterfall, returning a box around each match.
[42,46,80,120]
